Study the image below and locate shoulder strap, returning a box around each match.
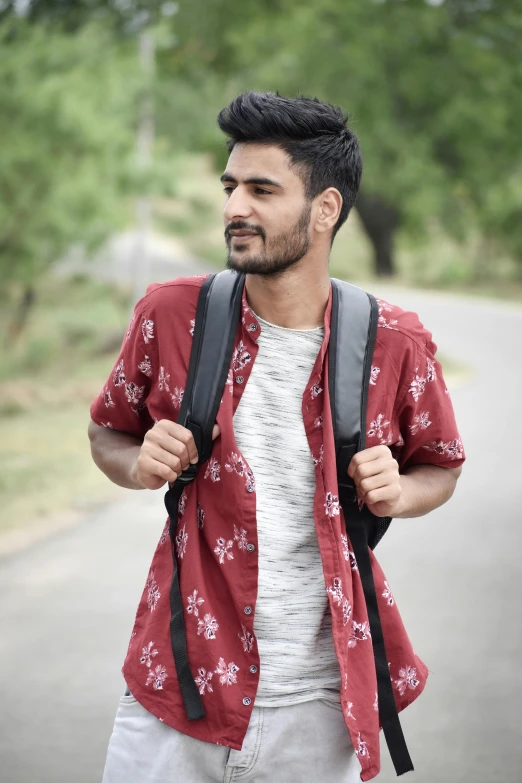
[329,278,413,776]
[164,269,245,722]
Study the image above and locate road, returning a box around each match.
[1,259,521,783]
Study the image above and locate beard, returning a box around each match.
[225,203,311,278]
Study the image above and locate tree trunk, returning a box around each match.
[355,191,401,278]
[7,284,36,343]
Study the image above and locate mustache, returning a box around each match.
[225,222,266,241]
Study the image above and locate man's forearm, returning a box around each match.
[88,420,144,489]
[394,464,462,519]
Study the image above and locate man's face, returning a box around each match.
[221,144,312,277]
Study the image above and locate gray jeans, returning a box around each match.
[102,685,361,782]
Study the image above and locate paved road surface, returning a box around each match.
[1,264,521,783]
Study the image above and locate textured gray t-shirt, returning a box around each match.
[233,311,342,707]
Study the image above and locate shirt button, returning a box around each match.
[236,375,244,384]
[244,606,252,615]
[249,665,258,674]
[243,697,252,706]
[247,543,255,552]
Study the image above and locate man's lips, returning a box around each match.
[229,231,259,239]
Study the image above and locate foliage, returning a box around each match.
[168,0,522,270]
[0,18,141,293]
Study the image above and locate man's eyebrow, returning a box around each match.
[220,173,284,189]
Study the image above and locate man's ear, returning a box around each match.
[314,188,343,235]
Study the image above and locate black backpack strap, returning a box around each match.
[164,270,245,721]
[329,278,413,776]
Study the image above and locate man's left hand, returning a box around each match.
[348,445,404,518]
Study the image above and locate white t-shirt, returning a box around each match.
[233,311,342,707]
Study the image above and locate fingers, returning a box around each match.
[134,420,221,490]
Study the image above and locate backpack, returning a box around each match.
[164,270,413,776]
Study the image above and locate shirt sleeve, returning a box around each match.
[89,296,156,440]
[396,337,465,470]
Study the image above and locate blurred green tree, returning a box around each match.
[167,0,522,277]
[0,18,142,335]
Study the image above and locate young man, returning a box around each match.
[89,92,464,783]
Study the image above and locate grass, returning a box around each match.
[0,276,131,534]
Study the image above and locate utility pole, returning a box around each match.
[132,28,155,309]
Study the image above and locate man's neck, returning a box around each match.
[244,267,330,330]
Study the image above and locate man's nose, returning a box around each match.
[224,187,252,222]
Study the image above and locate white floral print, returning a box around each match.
[189,319,195,337]
[370,366,381,386]
[171,387,184,410]
[314,415,323,428]
[186,589,204,618]
[233,525,248,551]
[354,733,370,758]
[141,318,154,344]
[158,366,170,392]
[225,452,246,477]
[345,701,355,720]
[426,358,436,382]
[113,359,125,387]
[195,667,213,695]
[324,492,340,518]
[178,490,187,516]
[204,457,221,482]
[423,437,463,460]
[225,368,234,395]
[409,373,426,402]
[348,621,371,648]
[103,388,115,408]
[342,598,353,627]
[215,657,240,686]
[232,341,252,372]
[146,569,161,612]
[367,413,390,439]
[378,314,399,330]
[214,537,234,564]
[140,641,159,668]
[409,411,431,435]
[197,502,205,529]
[310,382,323,399]
[239,624,255,653]
[382,581,395,607]
[373,691,379,712]
[340,533,358,570]
[146,664,167,690]
[328,577,344,606]
[394,665,420,696]
[125,381,145,411]
[313,444,324,467]
[197,613,219,640]
[245,466,255,493]
[175,525,188,559]
[138,355,152,377]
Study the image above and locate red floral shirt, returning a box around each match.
[90,274,465,781]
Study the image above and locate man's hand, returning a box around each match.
[130,419,221,490]
[348,445,403,518]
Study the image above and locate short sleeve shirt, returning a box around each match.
[90,275,465,782]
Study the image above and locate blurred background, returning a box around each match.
[0,1,521,782]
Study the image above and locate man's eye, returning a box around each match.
[223,187,233,195]
[255,188,271,195]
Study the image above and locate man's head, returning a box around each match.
[217,91,362,277]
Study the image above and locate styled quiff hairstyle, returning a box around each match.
[217,91,362,239]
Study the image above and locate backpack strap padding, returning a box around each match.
[164,270,245,722]
[329,279,413,776]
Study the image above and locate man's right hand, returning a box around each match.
[130,419,221,490]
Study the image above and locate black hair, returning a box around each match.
[217,91,362,239]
